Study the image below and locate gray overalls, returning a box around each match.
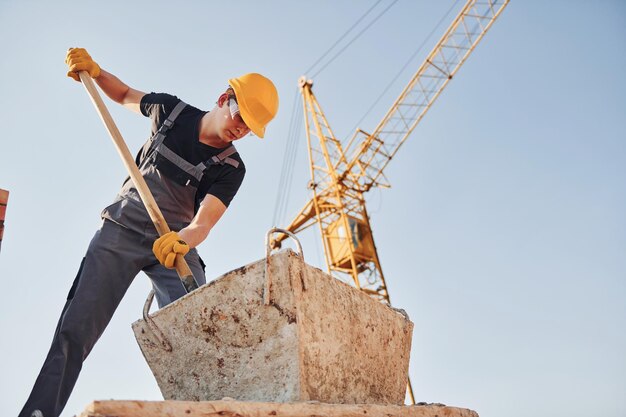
[20,101,240,417]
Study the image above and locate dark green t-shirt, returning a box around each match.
[139,92,246,210]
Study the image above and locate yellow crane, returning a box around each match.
[272,0,509,402]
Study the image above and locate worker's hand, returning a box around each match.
[153,231,190,269]
[65,47,101,82]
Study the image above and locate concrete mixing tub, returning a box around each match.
[132,249,413,404]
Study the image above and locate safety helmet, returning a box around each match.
[228,73,279,138]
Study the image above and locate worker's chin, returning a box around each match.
[223,130,236,142]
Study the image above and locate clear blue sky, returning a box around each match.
[0,1,624,416]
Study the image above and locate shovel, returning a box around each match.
[77,71,198,293]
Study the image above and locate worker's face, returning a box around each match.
[217,93,251,142]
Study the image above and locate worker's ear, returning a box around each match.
[217,93,229,107]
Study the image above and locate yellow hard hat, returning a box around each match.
[229,73,279,138]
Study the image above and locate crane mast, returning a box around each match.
[298,79,391,300]
[273,0,509,403]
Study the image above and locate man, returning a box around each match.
[19,48,279,417]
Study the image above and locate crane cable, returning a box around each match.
[304,0,385,76]
[310,0,399,79]
[272,0,396,228]
[271,88,303,228]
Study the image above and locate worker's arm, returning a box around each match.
[178,195,227,248]
[152,194,227,269]
[65,47,145,114]
[94,69,145,114]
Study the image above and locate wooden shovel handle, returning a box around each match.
[78,71,197,292]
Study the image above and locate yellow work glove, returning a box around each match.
[65,47,101,82]
[153,231,190,269]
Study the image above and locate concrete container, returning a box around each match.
[132,249,413,404]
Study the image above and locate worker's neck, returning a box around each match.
[198,112,230,148]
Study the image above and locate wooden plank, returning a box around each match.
[79,400,478,417]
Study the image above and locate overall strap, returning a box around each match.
[152,144,239,187]
[151,101,188,148]
[156,145,207,185]
[139,101,187,170]
[207,145,240,169]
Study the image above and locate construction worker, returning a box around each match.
[19,48,279,417]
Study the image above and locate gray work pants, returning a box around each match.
[19,219,206,417]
